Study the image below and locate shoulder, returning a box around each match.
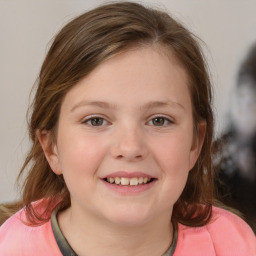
[207,207,256,253]
[0,203,62,256]
[174,206,256,256]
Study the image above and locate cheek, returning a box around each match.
[151,131,193,173]
[57,129,108,177]
[159,140,191,189]
[148,134,192,208]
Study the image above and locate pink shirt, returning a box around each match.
[0,204,255,255]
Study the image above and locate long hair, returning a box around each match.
[1,2,214,227]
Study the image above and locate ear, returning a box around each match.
[189,121,206,170]
[37,130,62,175]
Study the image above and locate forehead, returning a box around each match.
[60,46,192,112]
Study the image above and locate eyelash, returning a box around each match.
[81,115,174,127]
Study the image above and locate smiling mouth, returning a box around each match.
[104,177,155,186]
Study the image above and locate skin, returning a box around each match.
[39,46,205,256]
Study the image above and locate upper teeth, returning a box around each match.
[107,177,151,186]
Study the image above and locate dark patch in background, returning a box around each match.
[214,43,256,233]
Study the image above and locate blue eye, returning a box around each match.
[83,117,107,126]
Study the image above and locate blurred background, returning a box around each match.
[1,0,256,228]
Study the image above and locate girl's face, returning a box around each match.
[41,46,205,226]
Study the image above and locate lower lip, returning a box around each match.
[102,179,156,194]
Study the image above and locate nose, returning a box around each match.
[110,126,148,161]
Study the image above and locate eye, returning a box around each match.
[148,116,173,126]
[82,117,108,126]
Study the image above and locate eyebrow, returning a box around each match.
[71,100,117,112]
[141,101,185,111]
[70,100,185,112]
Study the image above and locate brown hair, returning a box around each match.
[1,1,214,226]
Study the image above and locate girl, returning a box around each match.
[0,2,255,255]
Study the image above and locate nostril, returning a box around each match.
[110,136,147,160]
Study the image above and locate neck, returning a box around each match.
[58,205,173,256]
